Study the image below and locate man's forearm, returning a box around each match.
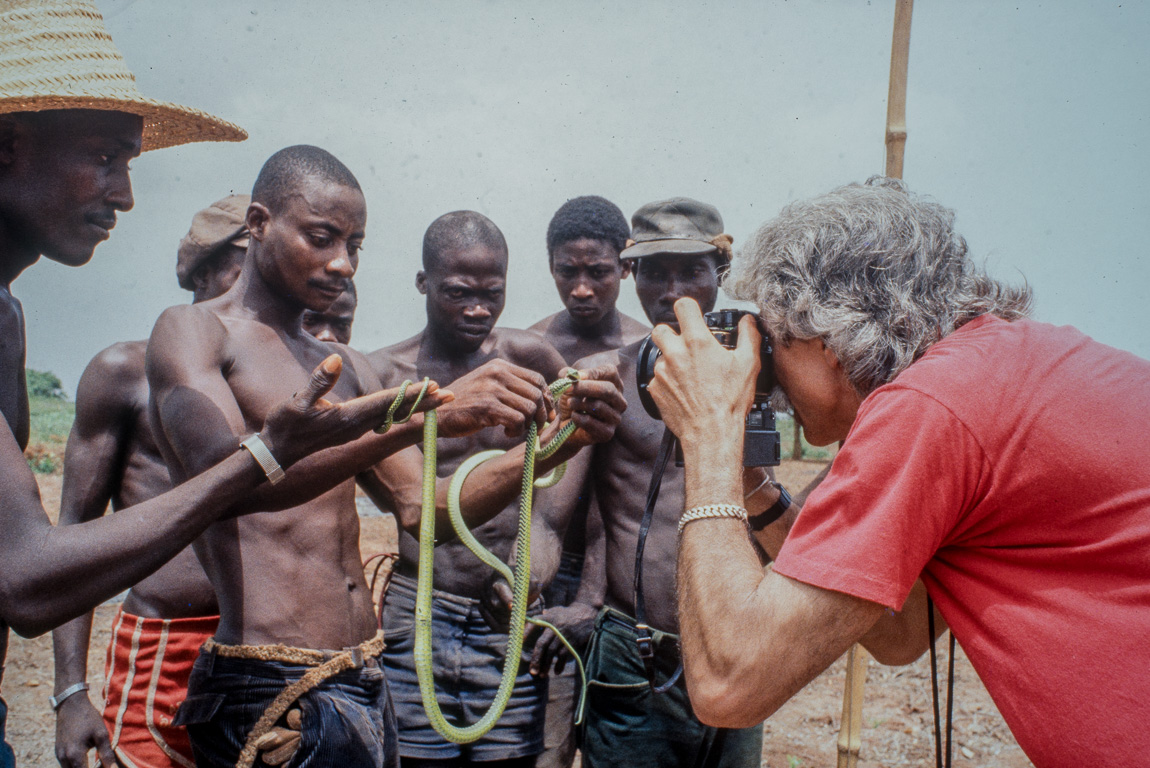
[52,613,94,691]
[5,450,264,636]
[235,417,426,513]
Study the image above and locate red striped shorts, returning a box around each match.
[102,608,218,768]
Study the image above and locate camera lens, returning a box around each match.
[636,335,663,420]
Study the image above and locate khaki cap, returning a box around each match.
[176,194,250,291]
[620,198,733,261]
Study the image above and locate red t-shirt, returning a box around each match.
[774,315,1150,766]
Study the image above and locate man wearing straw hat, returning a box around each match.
[0,3,431,764]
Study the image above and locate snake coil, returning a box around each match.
[389,372,587,743]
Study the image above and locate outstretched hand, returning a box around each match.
[261,354,452,467]
[648,298,761,444]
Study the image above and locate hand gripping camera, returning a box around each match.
[636,309,781,467]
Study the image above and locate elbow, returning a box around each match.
[0,584,55,638]
[686,668,777,730]
[864,640,929,667]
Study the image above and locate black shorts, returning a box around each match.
[177,645,399,767]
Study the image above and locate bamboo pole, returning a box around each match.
[838,2,914,766]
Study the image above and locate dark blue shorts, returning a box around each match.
[580,608,763,768]
[176,645,398,767]
[381,573,548,761]
[0,692,14,768]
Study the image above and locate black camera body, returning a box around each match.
[636,309,781,467]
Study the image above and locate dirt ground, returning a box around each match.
[5,466,1032,767]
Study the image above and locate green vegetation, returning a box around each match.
[776,414,835,461]
[26,368,66,399]
[26,370,74,474]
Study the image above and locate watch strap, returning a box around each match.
[748,482,791,531]
[240,433,285,485]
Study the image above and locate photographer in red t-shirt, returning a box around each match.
[645,177,1150,768]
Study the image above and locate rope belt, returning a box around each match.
[204,631,385,768]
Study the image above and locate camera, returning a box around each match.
[636,309,781,467]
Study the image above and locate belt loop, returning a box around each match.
[204,643,218,676]
[347,646,364,669]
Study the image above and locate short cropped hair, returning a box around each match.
[546,195,630,257]
[422,211,508,273]
[252,145,361,214]
[726,177,1032,397]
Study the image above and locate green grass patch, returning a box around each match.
[26,395,74,474]
[776,414,834,461]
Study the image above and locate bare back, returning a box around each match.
[368,328,566,598]
[577,341,686,632]
[148,300,379,649]
[60,340,217,619]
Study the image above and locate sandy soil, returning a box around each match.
[4,467,1032,767]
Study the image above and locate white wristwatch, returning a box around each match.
[240,433,285,485]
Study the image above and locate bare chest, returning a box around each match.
[222,323,362,427]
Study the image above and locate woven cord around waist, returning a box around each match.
[221,631,384,768]
[203,630,384,667]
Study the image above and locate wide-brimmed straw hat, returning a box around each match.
[620,197,733,262]
[0,0,247,151]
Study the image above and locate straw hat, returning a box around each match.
[0,0,247,151]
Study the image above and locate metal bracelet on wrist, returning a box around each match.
[49,681,90,712]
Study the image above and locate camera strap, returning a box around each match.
[927,595,956,768]
[632,427,683,693]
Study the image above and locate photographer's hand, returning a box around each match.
[648,298,761,456]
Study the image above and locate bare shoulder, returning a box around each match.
[150,303,227,342]
[492,328,566,379]
[146,304,230,386]
[366,332,422,387]
[84,340,148,386]
[527,311,563,335]
[76,340,149,414]
[619,312,651,345]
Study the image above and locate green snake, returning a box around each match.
[380,372,587,744]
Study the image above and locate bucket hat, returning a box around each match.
[176,194,251,291]
[0,0,246,151]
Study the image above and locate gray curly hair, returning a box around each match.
[726,177,1032,396]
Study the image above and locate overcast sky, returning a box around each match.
[17,0,1149,394]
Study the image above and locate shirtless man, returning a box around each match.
[366,210,576,768]
[50,194,251,768]
[529,196,648,363]
[569,199,769,768]
[0,5,401,766]
[148,153,624,767]
[526,195,648,768]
